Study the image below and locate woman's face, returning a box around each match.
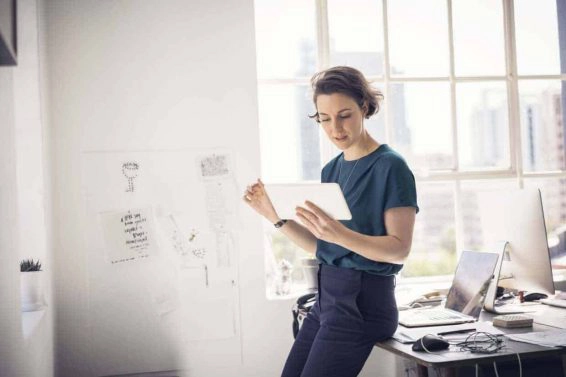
[315,93,366,151]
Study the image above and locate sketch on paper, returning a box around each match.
[216,231,232,267]
[204,180,241,232]
[197,153,231,180]
[156,215,219,287]
[122,161,140,193]
[162,215,191,256]
[99,207,157,264]
[159,215,210,261]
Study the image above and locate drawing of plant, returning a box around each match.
[122,161,139,192]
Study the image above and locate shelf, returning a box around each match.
[21,308,46,340]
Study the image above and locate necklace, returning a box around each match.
[338,158,360,193]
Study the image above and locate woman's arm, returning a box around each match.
[338,207,416,264]
[296,202,416,264]
[275,220,317,255]
[243,179,317,254]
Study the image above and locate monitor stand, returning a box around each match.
[483,241,528,314]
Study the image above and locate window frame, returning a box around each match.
[256,0,566,283]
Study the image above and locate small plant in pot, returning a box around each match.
[20,259,46,312]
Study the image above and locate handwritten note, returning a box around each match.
[99,207,158,264]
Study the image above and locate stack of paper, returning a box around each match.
[505,330,566,347]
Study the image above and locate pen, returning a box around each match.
[437,328,476,336]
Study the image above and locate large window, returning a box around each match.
[254,0,566,296]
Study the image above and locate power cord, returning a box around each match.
[475,353,522,377]
[417,331,522,377]
[493,361,499,377]
[454,331,504,354]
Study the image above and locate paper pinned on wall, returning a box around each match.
[99,207,158,264]
[146,277,179,318]
[181,229,216,268]
[156,214,217,268]
[157,214,192,257]
[204,179,241,232]
[216,231,233,268]
[197,152,233,180]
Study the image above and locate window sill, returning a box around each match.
[395,275,453,305]
[265,270,566,302]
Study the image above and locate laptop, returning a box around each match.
[398,251,499,328]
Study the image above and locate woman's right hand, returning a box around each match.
[243,179,280,223]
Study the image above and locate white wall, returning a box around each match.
[42,1,398,376]
[0,62,27,377]
[0,0,54,376]
[43,1,287,375]
[14,0,55,375]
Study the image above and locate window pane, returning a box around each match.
[366,83,387,144]
[524,178,566,269]
[388,0,449,77]
[328,0,384,76]
[264,228,313,297]
[515,0,562,75]
[390,82,453,173]
[402,182,456,277]
[460,180,519,252]
[456,82,510,169]
[519,80,565,172]
[254,0,317,79]
[257,84,320,182]
[452,0,505,77]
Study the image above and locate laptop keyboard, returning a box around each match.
[402,309,463,321]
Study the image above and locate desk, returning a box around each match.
[376,307,566,377]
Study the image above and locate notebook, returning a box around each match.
[398,251,499,328]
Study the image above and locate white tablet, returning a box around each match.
[264,183,352,221]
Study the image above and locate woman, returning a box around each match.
[243,66,418,377]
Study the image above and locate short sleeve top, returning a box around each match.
[316,144,419,275]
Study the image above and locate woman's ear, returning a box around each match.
[361,102,369,118]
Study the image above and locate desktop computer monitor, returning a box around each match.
[477,188,555,313]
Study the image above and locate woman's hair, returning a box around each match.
[309,66,384,122]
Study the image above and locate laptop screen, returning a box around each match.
[444,251,499,318]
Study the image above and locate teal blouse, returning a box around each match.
[316,144,419,275]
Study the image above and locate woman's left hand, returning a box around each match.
[295,201,347,244]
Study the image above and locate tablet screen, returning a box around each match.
[264,183,352,220]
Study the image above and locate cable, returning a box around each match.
[455,332,504,354]
[475,363,479,377]
[517,353,522,377]
[493,362,500,377]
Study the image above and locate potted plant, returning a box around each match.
[20,259,46,312]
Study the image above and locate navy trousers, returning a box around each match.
[281,264,398,377]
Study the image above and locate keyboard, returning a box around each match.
[402,309,463,321]
[541,298,566,309]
